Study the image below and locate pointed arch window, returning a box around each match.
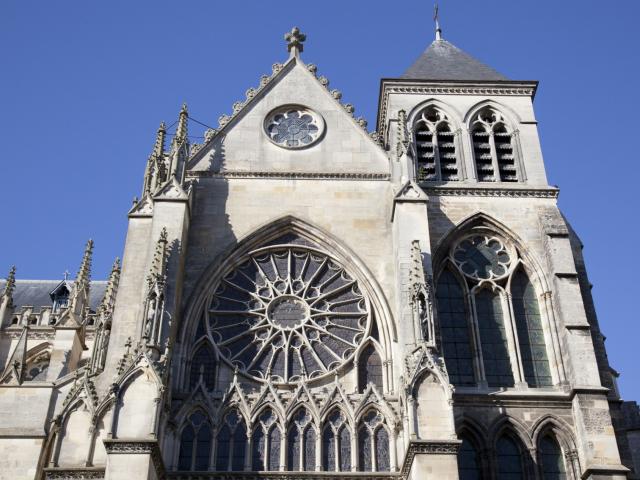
[189,344,216,390]
[322,409,351,472]
[287,408,316,471]
[414,106,460,182]
[251,408,281,471]
[215,409,246,472]
[436,269,475,386]
[512,268,552,387]
[357,344,383,393]
[458,435,482,480]
[357,410,390,472]
[471,107,519,182]
[436,233,555,389]
[539,434,567,480]
[496,434,525,480]
[178,412,212,471]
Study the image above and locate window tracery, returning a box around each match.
[251,408,281,471]
[436,232,553,388]
[206,245,370,384]
[215,409,246,472]
[357,343,383,393]
[287,408,316,471]
[357,410,390,472]
[322,409,351,472]
[471,107,519,182]
[178,412,212,471]
[414,106,460,182]
[264,106,324,149]
[189,344,216,390]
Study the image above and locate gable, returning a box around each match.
[189,58,389,175]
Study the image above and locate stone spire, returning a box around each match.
[168,104,189,181]
[174,104,188,147]
[409,240,435,345]
[97,258,121,318]
[147,228,169,288]
[285,27,306,58]
[68,239,93,322]
[143,122,167,196]
[1,265,16,305]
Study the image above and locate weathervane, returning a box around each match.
[434,2,442,41]
[285,27,306,57]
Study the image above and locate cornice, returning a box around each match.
[400,440,462,477]
[103,439,166,479]
[43,468,104,480]
[167,474,400,480]
[186,171,391,181]
[423,186,559,199]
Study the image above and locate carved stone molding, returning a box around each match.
[103,439,166,479]
[400,440,462,476]
[423,186,559,199]
[186,171,391,181]
[43,468,104,480]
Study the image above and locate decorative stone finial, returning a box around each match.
[175,104,188,144]
[76,240,94,290]
[153,122,166,158]
[434,3,442,41]
[285,27,306,57]
[2,265,16,303]
[98,258,121,317]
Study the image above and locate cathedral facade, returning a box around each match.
[0,27,638,480]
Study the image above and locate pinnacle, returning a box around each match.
[285,27,306,57]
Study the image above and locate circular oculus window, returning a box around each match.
[264,105,324,149]
[451,235,514,280]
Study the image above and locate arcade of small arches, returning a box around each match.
[411,103,523,184]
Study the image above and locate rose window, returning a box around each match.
[264,106,323,148]
[207,245,369,383]
[451,235,513,280]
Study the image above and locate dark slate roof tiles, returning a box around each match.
[0,280,107,312]
[401,39,508,81]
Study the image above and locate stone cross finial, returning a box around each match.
[285,27,306,56]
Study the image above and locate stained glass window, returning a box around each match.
[436,269,475,385]
[178,413,212,471]
[540,435,567,480]
[216,410,246,472]
[288,426,301,471]
[251,427,265,471]
[322,425,336,471]
[511,269,552,387]
[268,426,281,471]
[304,426,316,471]
[339,426,351,471]
[231,423,246,471]
[476,290,514,387]
[375,427,390,472]
[357,344,383,393]
[496,435,524,480]
[358,426,372,471]
[452,236,511,280]
[322,409,350,472]
[215,425,230,471]
[189,344,215,390]
[265,107,323,149]
[357,410,387,472]
[458,436,481,480]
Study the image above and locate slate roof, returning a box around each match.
[0,280,107,312]
[401,39,508,81]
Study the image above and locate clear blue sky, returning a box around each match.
[1,1,638,400]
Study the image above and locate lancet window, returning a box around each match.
[215,409,246,472]
[539,434,567,480]
[322,409,351,472]
[471,107,519,182]
[436,233,553,388]
[357,410,390,472]
[414,106,460,182]
[251,408,281,471]
[287,408,316,471]
[178,412,212,471]
[496,434,525,480]
[357,343,383,393]
[458,435,482,480]
[189,343,216,390]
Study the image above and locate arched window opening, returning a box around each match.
[458,435,482,480]
[322,409,351,472]
[287,409,316,471]
[215,409,246,472]
[251,408,280,471]
[357,344,383,393]
[436,269,475,386]
[471,107,518,182]
[178,412,212,471]
[414,106,460,182]
[496,434,525,480]
[475,289,514,388]
[511,269,552,387]
[189,344,216,390]
[357,410,390,472]
[539,434,567,480]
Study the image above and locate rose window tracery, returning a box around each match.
[207,245,370,383]
[264,106,323,148]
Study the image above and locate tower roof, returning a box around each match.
[401,39,508,81]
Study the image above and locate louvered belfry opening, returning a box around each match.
[414,106,459,182]
[472,107,518,182]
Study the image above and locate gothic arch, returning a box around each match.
[531,414,577,453]
[463,99,522,127]
[354,339,385,393]
[177,215,396,388]
[407,98,464,129]
[489,415,533,451]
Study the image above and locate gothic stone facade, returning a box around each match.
[0,28,638,480]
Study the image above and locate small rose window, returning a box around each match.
[264,106,324,149]
[451,235,513,280]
